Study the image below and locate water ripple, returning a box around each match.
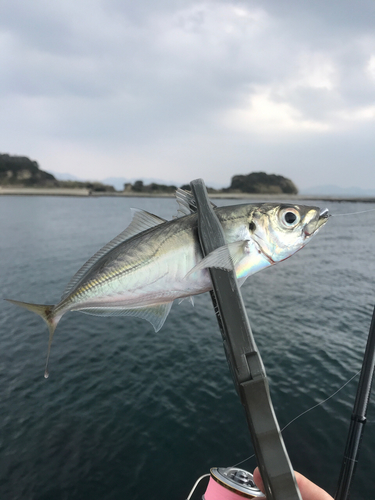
[1,196,375,499]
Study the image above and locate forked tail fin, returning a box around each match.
[5,299,61,378]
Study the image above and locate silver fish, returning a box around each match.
[6,189,328,377]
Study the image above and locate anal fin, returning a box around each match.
[78,301,173,332]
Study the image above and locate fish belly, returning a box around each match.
[65,228,211,313]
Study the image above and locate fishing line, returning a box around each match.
[280,369,360,432]
[185,474,210,500]
[230,370,361,469]
[330,208,375,217]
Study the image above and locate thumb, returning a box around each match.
[252,467,334,500]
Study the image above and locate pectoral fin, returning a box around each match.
[184,240,252,278]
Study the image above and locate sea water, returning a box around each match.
[1,195,375,500]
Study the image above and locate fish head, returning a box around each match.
[249,203,329,263]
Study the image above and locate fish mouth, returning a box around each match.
[304,208,329,237]
[317,207,330,228]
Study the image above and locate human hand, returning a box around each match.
[252,467,334,500]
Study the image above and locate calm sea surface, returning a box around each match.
[1,195,375,500]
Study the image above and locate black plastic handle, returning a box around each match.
[190,179,301,500]
[335,301,375,500]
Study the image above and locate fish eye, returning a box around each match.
[249,221,256,232]
[285,212,297,224]
[279,208,300,228]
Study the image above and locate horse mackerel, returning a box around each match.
[6,190,329,377]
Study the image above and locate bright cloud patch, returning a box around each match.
[223,88,330,134]
[294,53,337,90]
[367,55,375,81]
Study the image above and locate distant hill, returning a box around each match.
[0,154,58,187]
[227,172,298,195]
[0,154,115,192]
[48,171,83,182]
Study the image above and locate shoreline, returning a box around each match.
[1,187,375,203]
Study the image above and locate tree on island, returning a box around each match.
[130,180,177,193]
[128,173,298,195]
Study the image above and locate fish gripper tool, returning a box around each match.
[190,178,302,500]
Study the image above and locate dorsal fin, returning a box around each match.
[61,209,166,300]
[175,188,217,217]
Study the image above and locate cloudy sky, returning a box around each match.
[1,0,374,190]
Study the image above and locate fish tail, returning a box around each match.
[5,299,60,379]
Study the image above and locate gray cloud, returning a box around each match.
[0,0,374,189]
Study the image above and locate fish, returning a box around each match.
[6,189,329,377]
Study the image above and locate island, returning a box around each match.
[227,172,298,195]
[1,152,301,198]
[0,154,115,193]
